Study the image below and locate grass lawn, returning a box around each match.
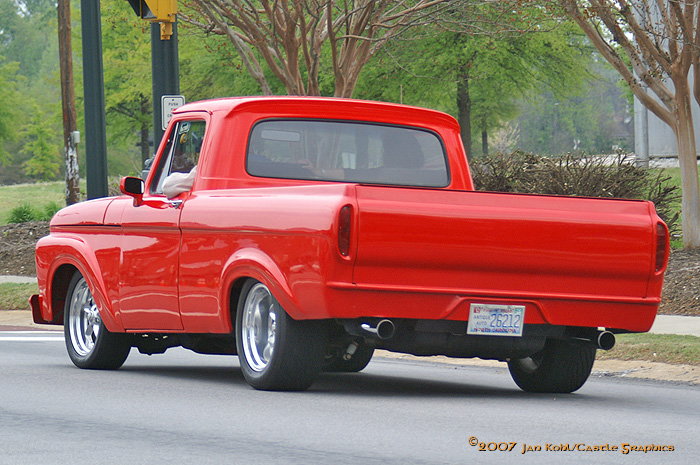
[0,182,71,226]
[0,282,38,310]
[597,333,700,366]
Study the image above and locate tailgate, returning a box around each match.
[353,185,658,302]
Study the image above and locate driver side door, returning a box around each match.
[116,119,207,330]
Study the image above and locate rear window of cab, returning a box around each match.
[246,119,450,188]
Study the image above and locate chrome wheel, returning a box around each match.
[68,277,101,357]
[64,272,131,370]
[236,279,327,390]
[241,283,278,372]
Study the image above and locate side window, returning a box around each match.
[150,120,207,194]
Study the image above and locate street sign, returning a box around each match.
[161,95,185,130]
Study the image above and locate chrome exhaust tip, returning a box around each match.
[597,331,616,350]
[360,319,395,340]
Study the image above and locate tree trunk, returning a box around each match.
[58,0,80,205]
[559,1,700,248]
[673,79,700,248]
[457,70,472,160]
[332,53,369,98]
[481,120,488,156]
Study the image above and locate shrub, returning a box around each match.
[7,201,64,224]
[7,203,39,224]
[471,151,681,233]
[108,176,123,197]
[41,201,62,221]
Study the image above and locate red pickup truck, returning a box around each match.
[31,97,669,393]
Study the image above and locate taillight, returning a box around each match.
[338,205,352,257]
[655,222,668,272]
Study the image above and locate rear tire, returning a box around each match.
[507,339,596,393]
[64,272,131,370]
[236,280,327,391]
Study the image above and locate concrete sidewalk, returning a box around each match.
[649,314,700,337]
[0,275,37,284]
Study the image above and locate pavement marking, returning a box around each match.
[0,331,64,342]
[1,331,61,334]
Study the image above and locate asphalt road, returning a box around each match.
[1,332,697,465]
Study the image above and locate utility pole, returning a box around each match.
[151,22,180,149]
[126,1,180,154]
[81,0,109,199]
[57,0,81,205]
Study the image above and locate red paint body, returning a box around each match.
[32,97,668,336]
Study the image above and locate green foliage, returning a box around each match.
[178,27,265,100]
[20,107,61,181]
[6,200,62,224]
[356,16,595,156]
[41,201,62,220]
[0,60,23,164]
[0,0,55,79]
[0,181,84,226]
[0,0,635,185]
[471,151,681,233]
[7,203,39,224]
[98,0,265,177]
[517,64,633,155]
[0,0,61,184]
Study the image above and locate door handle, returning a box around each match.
[168,200,183,209]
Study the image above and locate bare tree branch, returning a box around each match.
[183,0,531,97]
[560,0,700,248]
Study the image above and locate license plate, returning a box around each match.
[467,303,525,337]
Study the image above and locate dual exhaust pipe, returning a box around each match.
[343,319,615,350]
[345,319,396,340]
[574,330,616,350]
[595,330,616,350]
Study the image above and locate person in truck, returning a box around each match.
[161,121,204,199]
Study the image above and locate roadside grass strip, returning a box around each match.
[0,181,84,225]
[0,282,38,310]
[597,333,700,366]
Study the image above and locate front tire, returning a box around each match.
[64,272,131,370]
[236,280,327,391]
[507,339,596,393]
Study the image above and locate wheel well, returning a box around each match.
[228,277,250,329]
[50,264,79,324]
